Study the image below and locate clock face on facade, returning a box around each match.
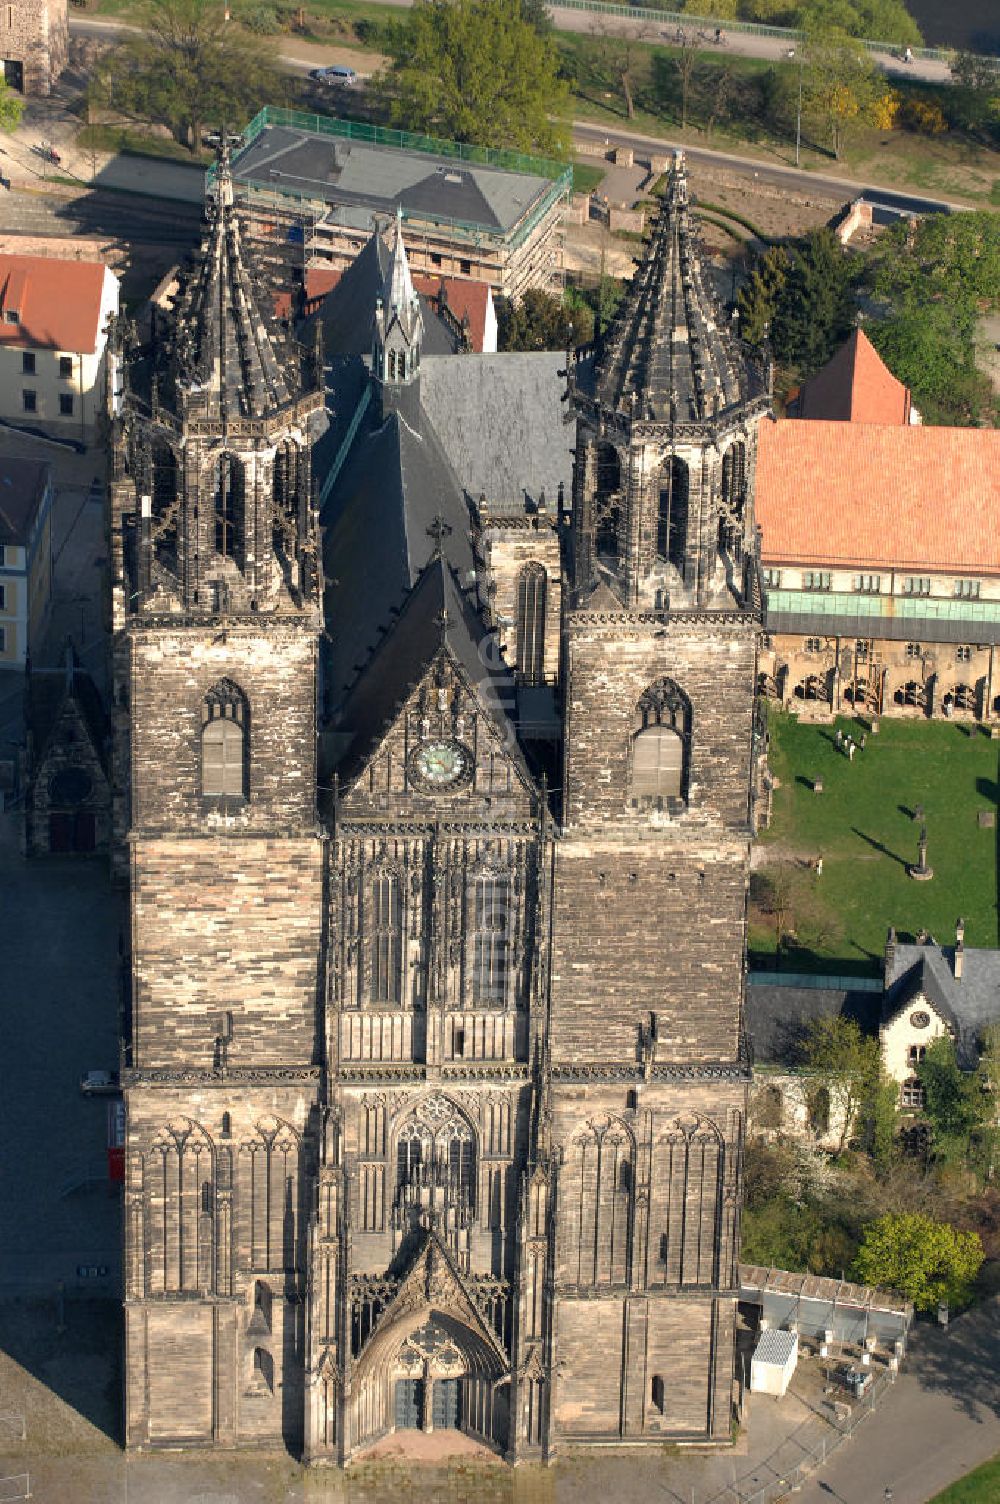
[910,1010,931,1029]
[410,739,471,789]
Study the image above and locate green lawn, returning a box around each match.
[751,711,999,971]
[927,1455,1000,1502]
[572,160,606,195]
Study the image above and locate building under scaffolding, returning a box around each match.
[223,109,571,301]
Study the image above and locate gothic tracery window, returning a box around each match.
[243,1120,301,1273]
[657,456,689,570]
[202,679,248,799]
[515,562,547,685]
[393,1100,476,1216]
[213,452,244,560]
[631,678,691,807]
[146,1121,215,1296]
[472,875,510,1005]
[370,872,403,1004]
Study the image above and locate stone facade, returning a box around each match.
[1,0,67,96]
[112,151,764,1461]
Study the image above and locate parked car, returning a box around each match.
[80,1069,119,1096]
[309,65,357,86]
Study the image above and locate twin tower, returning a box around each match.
[107,150,770,1461]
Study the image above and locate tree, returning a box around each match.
[672,34,701,131]
[770,227,856,374]
[497,287,592,350]
[737,245,789,347]
[0,76,23,134]
[799,1014,882,1155]
[801,24,880,159]
[382,0,570,156]
[918,1036,991,1159]
[949,52,1000,136]
[853,1212,984,1311]
[91,0,285,151]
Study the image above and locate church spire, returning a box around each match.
[374,209,423,391]
[595,151,743,423]
[168,137,302,426]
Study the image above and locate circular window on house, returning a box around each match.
[909,1010,931,1030]
[48,768,94,806]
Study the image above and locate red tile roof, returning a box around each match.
[0,254,111,355]
[798,329,910,425]
[412,274,492,353]
[756,419,1000,573]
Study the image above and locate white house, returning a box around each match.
[0,253,120,442]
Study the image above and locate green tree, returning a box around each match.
[91,0,285,151]
[949,52,1000,136]
[801,24,880,158]
[0,75,23,133]
[382,0,570,155]
[918,1035,991,1158]
[769,228,856,373]
[737,245,789,347]
[498,287,592,350]
[853,1212,984,1311]
[799,1014,882,1155]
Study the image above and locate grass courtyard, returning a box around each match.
[750,711,1000,972]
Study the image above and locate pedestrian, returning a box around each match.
[835,728,843,747]
[848,741,856,761]
[860,733,867,750]
[815,856,823,877]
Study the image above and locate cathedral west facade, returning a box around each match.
[108,147,769,1462]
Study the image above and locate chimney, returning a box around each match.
[954,917,965,981]
[883,925,896,987]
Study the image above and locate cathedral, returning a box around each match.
[108,145,770,1461]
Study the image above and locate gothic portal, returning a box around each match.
[111,149,768,1461]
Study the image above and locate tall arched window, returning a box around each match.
[243,1119,301,1273]
[657,457,689,570]
[721,441,747,513]
[472,875,509,1004]
[630,678,691,808]
[213,453,243,560]
[595,442,622,558]
[147,1121,215,1296]
[515,562,547,685]
[202,679,248,800]
[371,872,403,1004]
[274,439,300,521]
[393,1101,475,1217]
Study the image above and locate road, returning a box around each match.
[794,1298,1000,1504]
[571,120,967,214]
[68,5,956,84]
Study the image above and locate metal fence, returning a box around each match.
[236,106,570,183]
[720,1368,894,1504]
[0,1477,30,1503]
[550,0,959,64]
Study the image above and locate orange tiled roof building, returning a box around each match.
[756,333,1000,723]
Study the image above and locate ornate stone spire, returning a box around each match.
[170,139,299,425]
[375,207,423,364]
[595,151,742,423]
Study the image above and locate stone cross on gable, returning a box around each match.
[426,514,452,558]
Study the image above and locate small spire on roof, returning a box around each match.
[427,513,452,559]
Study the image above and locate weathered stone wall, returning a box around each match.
[0,0,67,96]
[763,632,996,721]
[132,835,323,1067]
[477,518,561,685]
[128,624,319,832]
[561,615,757,829]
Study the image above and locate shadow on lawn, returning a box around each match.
[851,827,908,867]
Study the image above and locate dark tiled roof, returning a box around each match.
[884,942,1000,1065]
[321,393,476,711]
[0,458,50,545]
[333,553,526,788]
[420,352,572,507]
[310,233,461,358]
[27,657,110,780]
[745,981,879,1065]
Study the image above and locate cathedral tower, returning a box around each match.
[544,152,770,1445]
[112,149,327,1449]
